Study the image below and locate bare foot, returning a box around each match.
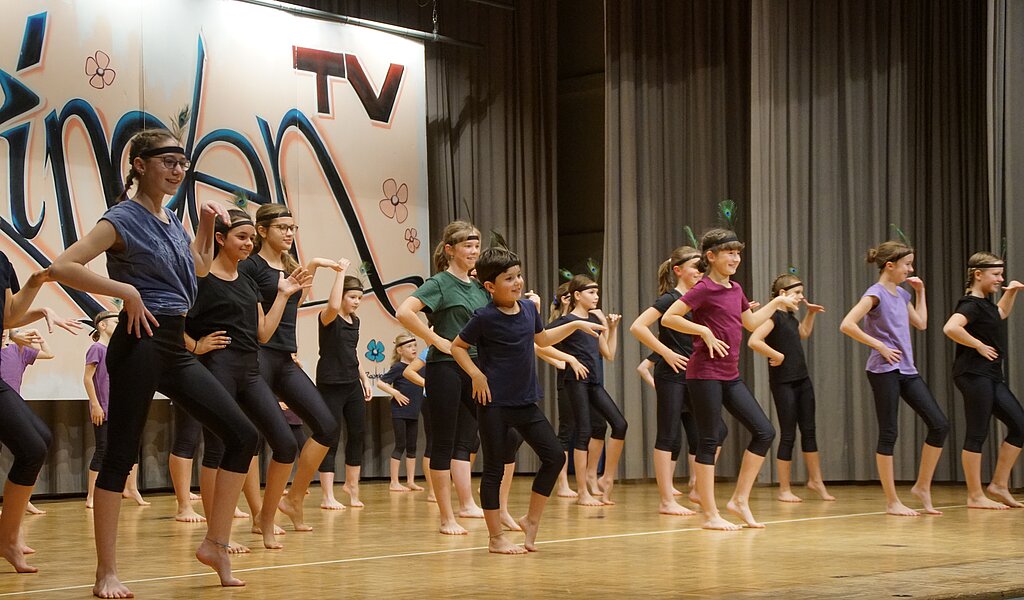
[92,573,132,598]
[517,516,540,551]
[987,483,1024,508]
[189,492,201,501]
[1,542,38,573]
[439,519,468,535]
[777,490,803,503]
[556,487,579,499]
[576,493,604,507]
[886,501,920,517]
[390,482,411,492]
[25,502,45,515]
[488,533,527,555]
[175,507,207,523]
[278,497,314,531]
[195,538,245,587]
[726,499,765,528]
[122,490,150,506]
[659,500,696,516]
[588,477,603,497]
[501,512,523,531]
[597,477,615,505]
[320,498,347,510]
[425,493,437,503]
[407,481,425,491]
[227,542,250,554]
[702,515,741,531]
[86,498,94,509]
[21,544,35,555]
[458,506,484,519]
[672,487,684,496]
[688,488,702,506]
[342,483,364,508]
[910,486,943,515]
[807,480,836,501]
[233,507,250,519]
[251,521,287,536]
[967,494,1011,510]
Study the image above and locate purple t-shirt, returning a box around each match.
[86,342,110,416]
[680,278,750,381]
[862,283,917,375]
[0,344,39,394]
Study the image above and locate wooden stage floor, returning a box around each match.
[1,480,1023,599]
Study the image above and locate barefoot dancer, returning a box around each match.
[377,333,426,492]
[840,239,949,517]
[404,347,435,501]
[49,129,260,596]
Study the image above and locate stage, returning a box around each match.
[1,480,1022,598]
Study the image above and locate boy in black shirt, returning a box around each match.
[452,247,604,554]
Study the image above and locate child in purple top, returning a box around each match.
[841,240,949,517]
[662,228,797,531]
[0,329,53,393]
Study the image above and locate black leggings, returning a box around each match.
[319,382,366,471]
[0,380,50,487]
[259,348,338,448]
[170,403,202,459]
[866,371,949,456]
[564,379,627,451]
[421,398,432,459]
[392,418,419,459]
[90,421,140,473]
[200,349,298,469]
[425,361,480,470]
[557,381,609,452]
[954,374,1024,453]
[688,378,775,465]
[478,403,565,510]
[770,377,818,461]
[655,378,727,461]
[98,315,258,492]
[290,423,308,452]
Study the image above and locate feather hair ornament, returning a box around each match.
[717,199,737,228]
[585,257,600,281]
[889,223,912,246]
[168,105,191,143]
[683,225,699,249]
[558,268,573,281]
[488,230,509,251]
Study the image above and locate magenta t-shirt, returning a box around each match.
[86,342,110,416]
[0,344,39,393]
[680,277,750,381]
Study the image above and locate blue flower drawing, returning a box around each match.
[365,339,385,363]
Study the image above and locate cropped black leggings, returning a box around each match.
[392,418,419,460]
[866,371,949,456]
[98,316,258,492]
[0,380,50,487]
[564,379,627,451]
[200,348,298,469]
[319,382,366,471]
[259,348,338,449]
[770,377,818,461]
[654,378,727,461]
[170,403,202,459]
[425,361,480,470]
[478,403,565,510]
[954,374,1024,453]
[557,384,609,451]
[688,378,775,465]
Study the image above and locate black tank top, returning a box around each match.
[763,311,809,384]
[316,314,361,385]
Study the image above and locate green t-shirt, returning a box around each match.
[411,271,490,362]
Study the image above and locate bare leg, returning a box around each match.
[92,488,131,597]
[121,465,150,506]
[574,449,602,506]
[24,502,45,515]
[279,438,327,531]
[499,463,521,530]
[654,449,693,515]
[169,454,204,522]
[962,450,1008,509]
[194,469,246,588]
[726,450,767,528]
[877,453,918,516]
[342,464,364,507]
[586,438,604,496]
[597,438,624,505]
[517,491,550,551]
[689,447,719,505]
[200,466,249,553]
[484,509,525,555]
[319,471,346,510]
[240,459,262,517]
[253,460,290,548]
[405,457,424,490]
[452,459,482,518]
[695,463,738,531]
[987,442,1023,507]
[555,452,577,498]
[422,456,436,502]
[0,481,38,573]
[910,443,943,515]
[87,470,99,509]
[804,452,835,500]
[776,459,802,502]
[430,465,467,535]
[390,457,410,491]
[687,454,697,490]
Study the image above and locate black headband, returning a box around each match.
[780,281,804,292]
[257,211,293,224]
[343,281,364,292]
[226,218,254,230]
[93,313,119,327]
[139,145,186,158]
[579,283,599,292]
[702,234,739,253]
[395,338,417,349]
[673,254,701,267]
[969,263,1005,269]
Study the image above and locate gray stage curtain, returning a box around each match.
[604,0,752,480]
[988,0,1024,485]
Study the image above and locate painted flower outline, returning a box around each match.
[379,178,409,223]
[405,228,421,254]
[86,51,116,90]
[365,339,385,363]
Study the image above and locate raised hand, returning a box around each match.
[10,329,42,346]
[575,321,607,338]
[804,299,826,313]
[1002,280,1024,291]
[606,313,622,328]
[201,201,231,223]
[906,276,925,292]
[775,294,801,311]
[279,267,313,296]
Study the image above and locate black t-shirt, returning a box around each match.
[316,314,361,384]
[952,295,1006,381]
[459,300,544,407]
[764,311,809,384]
[238,254,299,353]
[0,252,21,336]
[380,361,424,419]
[185,273,261,354]
[651,290,694,383]
[548,312,603,385]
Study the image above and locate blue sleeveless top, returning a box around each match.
[101,200,197,315]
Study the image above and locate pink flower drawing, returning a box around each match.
[405,228,421,254]
[379,178,409,223]
[86,51,116,90]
